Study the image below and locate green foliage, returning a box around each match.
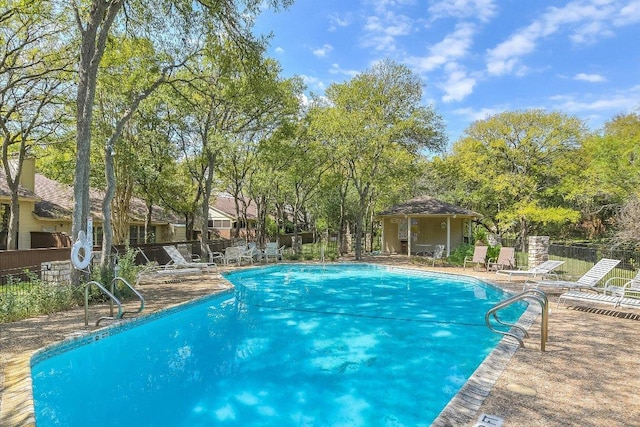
[487,245,501,262]
[473,228,488,245]
[0,274,84,323]
[431,109,587,240]
[446,243,474,265]
[116,247,143,286]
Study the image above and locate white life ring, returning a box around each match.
[71,231,92,270]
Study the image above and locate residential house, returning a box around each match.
[208,193,257,240]
[0,159,186,249]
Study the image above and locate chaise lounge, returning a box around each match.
[162,245,217,273]
[558,270,640,310]
[526,258,620,291]
[495,259,565,285]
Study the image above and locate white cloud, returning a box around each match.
[313,44,333,58]
[441,63,476,103]
[361,8,415,53]
[406,23,476,73]
[574,73,607,83]
[428,0,497,23]
[274,47,284,55]
[365,0,418,16]
[329,63,360,77]
[550,86,640,113]
[486,0,638,76]
[328,13,351,31]
[301,74,326,91]
[615,1,640,26]
[452,106,507,122]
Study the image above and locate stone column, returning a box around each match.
[41,260,72,285]
[528,236,549,268]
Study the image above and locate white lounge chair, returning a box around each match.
[463,245,488,270]
[239,246,260,265]
[205,244,225,264]
[427,244,445,266]
[223,246,243,266]
[162,245,216,273]
[264,242,285,262]
[558,270,640,309]
[495,260,565,284]
[487,247,515,271]
[526,258,620,291]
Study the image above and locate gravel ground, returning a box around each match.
[1,259,639,426]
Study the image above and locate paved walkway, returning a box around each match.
[1,260,639,426]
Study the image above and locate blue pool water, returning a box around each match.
[31,264,525,426]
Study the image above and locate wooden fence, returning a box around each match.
[0,247,71,285]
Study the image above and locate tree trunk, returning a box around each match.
[7,190,19,250]
[254,194,267,248]
[337,180,349,255]
[2,147,24,250]
[145,202,153,243]
[101,143,116,268]
[72,0,125,284]
[354,212,363,260]
[200,154,216,257]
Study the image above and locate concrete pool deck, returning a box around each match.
[1,259,639,426]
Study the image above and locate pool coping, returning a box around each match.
[1,265,537,427]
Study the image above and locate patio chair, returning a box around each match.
[426,244,445,266]
[162,245,216,273]
[486,247,515,271]
[177,243,200,262]
[558,269,640,309]
[526,258,620,291]
[495,260,565,284]
[239,246,260,265]
[223,246,243,266]
[264,242,285,262]
[205,244,225,264]
[248,242,262,262]
[463,245,488,270]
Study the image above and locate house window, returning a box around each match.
[0,204,9,232]
[130,225,156,245]
[94,226,104,246]
[212,219,231,228]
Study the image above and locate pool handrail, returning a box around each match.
[84,280,123,326]
[112,276,145,318]
[485,289,549,351]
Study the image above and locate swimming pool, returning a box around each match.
[31,264,525,426]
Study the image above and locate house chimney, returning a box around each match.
[18,158,36,192]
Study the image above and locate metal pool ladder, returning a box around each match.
[485,289,549,352]
[84,277,145,326]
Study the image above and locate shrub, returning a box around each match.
[447,243,474,265]
[0,274,84,323]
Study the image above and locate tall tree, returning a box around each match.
[569,112,640,238]
[69,0,292,277]
[312,59,446,259]
[0,0,70,249]
[443,109,586,246]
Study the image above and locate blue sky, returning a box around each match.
[254,0,640,144]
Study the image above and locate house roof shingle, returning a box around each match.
[0,174,39,200]
[211,193,258,219]
[33,174,181,224]
[378,196,480,217]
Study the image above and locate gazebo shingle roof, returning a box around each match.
[378,196,480,217]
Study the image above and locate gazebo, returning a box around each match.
[377,196,481,257]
